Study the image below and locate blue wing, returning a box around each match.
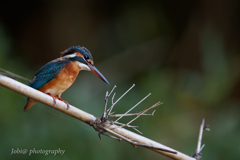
[29,59,70,89]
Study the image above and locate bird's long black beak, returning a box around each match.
[87,63,110,84]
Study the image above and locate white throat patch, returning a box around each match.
[75,61,91,71]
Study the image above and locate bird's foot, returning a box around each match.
[58,97,70,110]
[46,93,56,105]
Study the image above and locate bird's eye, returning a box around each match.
[84,55,89,60]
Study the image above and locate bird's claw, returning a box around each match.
[58,97,70,110]
[46,93,56,105]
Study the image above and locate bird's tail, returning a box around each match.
[24,98,37,112]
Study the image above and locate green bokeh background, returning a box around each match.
[0,1,240,160]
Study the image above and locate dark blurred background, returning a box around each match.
[0,0,240,160]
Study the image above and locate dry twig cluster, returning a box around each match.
[92,84,176,153]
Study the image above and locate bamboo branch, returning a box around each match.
[0,74,195,160]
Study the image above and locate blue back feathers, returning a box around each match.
[29,59,70,89]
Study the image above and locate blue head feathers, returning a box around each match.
[60,46,93,61]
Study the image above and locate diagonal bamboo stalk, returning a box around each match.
[0,68,31,82]
[0,74,195,160]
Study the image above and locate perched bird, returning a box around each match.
[24,46,109,111]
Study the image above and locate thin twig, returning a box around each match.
[98,130,122,141]
[200,144,205,151]
[196,119,205,154]
[111,121,142,134]
[103,91,109,118]
[113,121,138,128]
[132,127,143,134]
[103,85,117,119]
[107,84,135,115]
[108,85,117,97]
[114,93,151,122]
[126,102,162,126]
[107,92,116,114]
[192,118,210,160]
[108,112,154,117]
[204,125,210,131]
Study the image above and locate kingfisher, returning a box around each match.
[24,46,109,112]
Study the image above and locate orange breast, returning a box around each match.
[38,61,81,97]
